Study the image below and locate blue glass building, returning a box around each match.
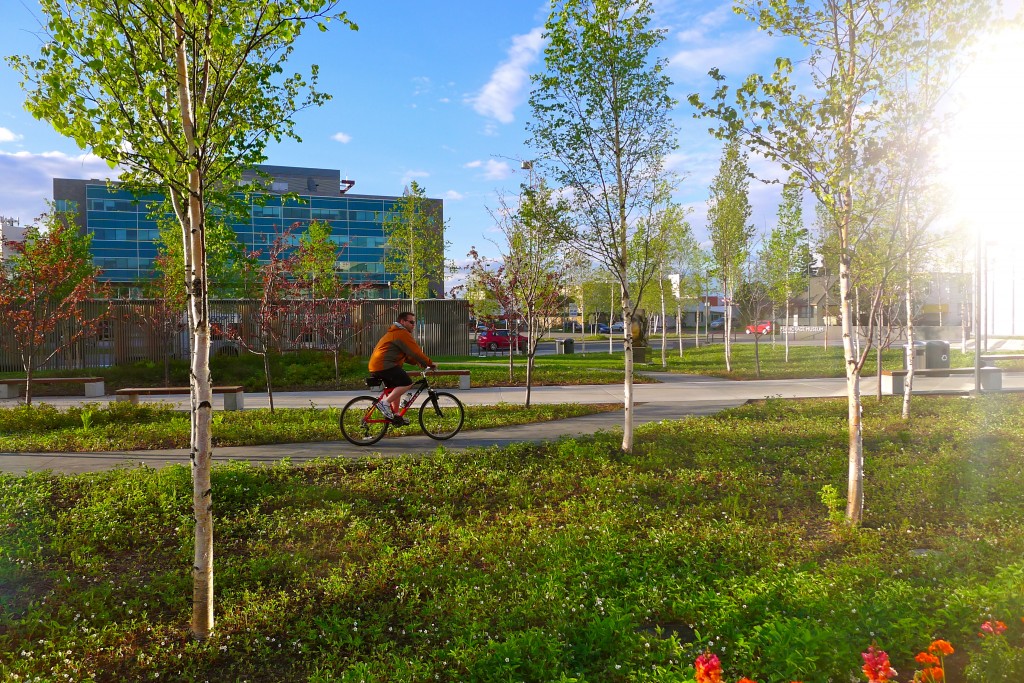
[52,165,443,297]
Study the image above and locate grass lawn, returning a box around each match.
[4,344,1016,394]
[2,394,1022,681]
[0,401,621,452]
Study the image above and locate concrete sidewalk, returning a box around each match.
[2,372,1021,476]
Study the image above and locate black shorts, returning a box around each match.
[371,366,413,389]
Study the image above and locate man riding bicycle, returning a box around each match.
[368,311,435,426]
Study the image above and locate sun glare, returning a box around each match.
[941,25,1024,247]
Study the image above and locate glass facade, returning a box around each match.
[78,183,405,290]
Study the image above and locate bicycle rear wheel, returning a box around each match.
[340,396,390,446]
[418,391,465,440]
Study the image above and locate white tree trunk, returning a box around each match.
[175,15,214,639]
[659,268,667,368]
[724,279,733,372]
[621,299,635,453]
[839,236,863,525]
[677,301,684,357]
[902,270,915,419]
[784,300,791,362]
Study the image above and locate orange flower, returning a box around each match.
[915,652,940,666]
[737,679,758,683]
[928,640,954,656]
[921,666,944,682]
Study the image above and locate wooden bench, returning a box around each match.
[880,367,1002,394]
[430,370,471,390]
[115,386,245,410]
[0,377,105,399]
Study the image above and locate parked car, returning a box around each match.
[610,321,625,332]
[709,318,725,330]
[593,323,610,334]
[745,320,773,335]
[477,329,528,351]
[563,321,583,332]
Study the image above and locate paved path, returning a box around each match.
[2,372,1021,476]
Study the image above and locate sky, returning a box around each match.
[0,0,1020,310]
[0,0,799,275]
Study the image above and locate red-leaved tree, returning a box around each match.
[0,209,109,405]
[225,224,307,412]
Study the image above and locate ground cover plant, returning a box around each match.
[2,394,1022,681]
[651,343,907,380]
[0,401,619,452]
[0,350,647,393]
[2,344,1005,395]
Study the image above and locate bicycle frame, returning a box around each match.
[363,372,438,422]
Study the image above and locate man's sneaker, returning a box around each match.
[375,401,395,419]
[390,415,411,428]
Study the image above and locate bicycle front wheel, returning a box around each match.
[340,396,390,446]
[418,391,465,440]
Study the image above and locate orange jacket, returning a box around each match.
[368,324,434,372]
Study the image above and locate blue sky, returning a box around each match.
[0,1,800,276]
[1,0,1019,295]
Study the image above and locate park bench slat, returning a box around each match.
[115,386,245,410]
[429,370,471,389]
[0,377,105,399]
[880,367,1002,394]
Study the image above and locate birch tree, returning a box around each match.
[527,0,677,452]
[690,0,987,524]
[482,181,572,406]
[382,180,449,324]
[9,0,354,637]
[762,179,810,362]
[706,137,754,372]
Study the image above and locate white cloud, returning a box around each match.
[331,132,352,144]
[668,30,776,84]
[468,26,544,124]
[672,2,735,44]
[473,159,512,181]
[0,150,117,223]
[412,76,432,96]
[444,190,465,201]
[0,127,23,143]
[465,159,512,179]
[400,169,430,187]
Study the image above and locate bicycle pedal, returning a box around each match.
[390,416,411,427]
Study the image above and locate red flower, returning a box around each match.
[980,620,1007,636]
[862,646,898,683]
[928,640,954,656]
[915,652,940,666]
[694,652,722,683]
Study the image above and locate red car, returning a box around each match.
[745,320,773,335]
[477,329,527,351]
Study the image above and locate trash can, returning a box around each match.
[924,340,950,376]
[924,340,950,369]
[562,338,574,354]
[903,341,927,369]
[555,339,566,354]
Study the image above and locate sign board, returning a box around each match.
[780,325,825,333]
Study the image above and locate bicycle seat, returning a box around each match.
[364,377,384,388]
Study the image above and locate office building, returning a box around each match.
[52,164,443,296]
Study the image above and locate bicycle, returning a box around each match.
[340,370,466,446]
